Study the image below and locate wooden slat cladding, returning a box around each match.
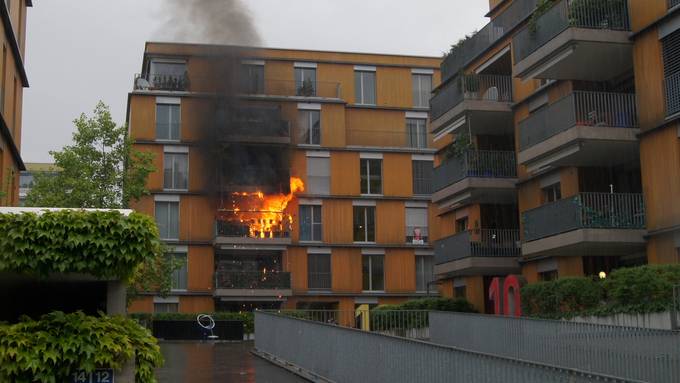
[628,0,667,33]
[384,249,416,292]
[286,247,308,293]
[188,245,214,291]
[129,95,156,141]
[179,195,215,242]
[640,125,680,231]
[322,199,354,243]
[320,103,346,147]
[331,248,362,293]
[376,66,413,108]
[376,200,405,244]
[330,151,360,195]
[634,29,666,129]
[383,153,413,197]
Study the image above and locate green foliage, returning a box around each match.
[371,298,476,330]
[444,130,472,160]
[521,265,680,319]
[373,297,477,313]
[25,101,155,209]
[127,245,184,302]
[0,210,162,280]
[129,312,254,334]
[0,311,163,383]
[443,30,479,59]
[529,0,558,34]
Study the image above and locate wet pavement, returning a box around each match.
[155,341,306,383]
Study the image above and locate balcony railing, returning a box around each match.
[666,72,680,116]
[215,271,291,290]
[435,229,521,265]
[523,192,645,242]
[134,73,189,91]
[669,0,680,9]
[308,272,331,290]
[215,212,292,239]
[431,75,513,121]
[220,120,291,139]
[519,91,638,150]
[441,0,538,82]
[345,129,432,149]
[433,150,517,192]
[513,0,631,64]
[242,79,342,99]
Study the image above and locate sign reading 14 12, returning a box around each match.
[71,369,114,383]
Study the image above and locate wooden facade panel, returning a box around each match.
[264,60,294,86]
[376,66,412,108]
[181,97,213,142]
[438,279,454,298]
[188,149,209,192]
[127,297,153,313]
[179,195,215,242]
[522,262,539,284]
[130,195,154,217]
[385,249,416,293]
[517,178,542,214]
[286,247,308,293]
[134,144,163,190]
[512,78,541,105]
[188,245,214,292]
[464,275,485,313]
[560,167,580,198]
[429,203,452,241]
[557,256,584,277]
[322,199,353,243]
[647,232,679,264]
[346,108,405,147]
[321,103,346,147]
[288,197,300,243]
[290,150,307,188]
[629,0,667,33]
[376,200,405,244]
[330,151,360,195]
[331,248,362,293]
[633,29,666,130]
[130,95,156,141]
[179,296,214,313]
[318,63,355,104]
[640,125,680,230]
[383,153,413,197]
[378,297,410,306]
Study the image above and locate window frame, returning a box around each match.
[415,255,433,292]
[362,254,385,292]
[412,73,432,108]
[353,206,376,243]
[153,302,179,313]
[169,252,188,291]
[155,103,181,141]
[241,63,265,94]
[406,118,428,149]
[412,160,433,195]
[155,200,180,241]
[163,152,189,191]
[360,158,383,195]
[307,253,331,290]
[295,67,317,96]
[355,70,377,105]
[298,109,321,145]
[306,155,330,195]
[405,207,429,245]
[299,204,323,242]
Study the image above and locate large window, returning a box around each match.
[149,61,187,91]
[154,303,179,313]
[355,70,376,105]
[300,205,322,242]
[415,255,434,292]
[353,206,376,242]
[156,103,180,141]
[362,254,384,291]
[295,67,317,96]
[412,74,432,108]
[298,110,321,145]
[308,253,331,290]
[169,253,188,290]
[542,183,561,203]
[360,158,382,195]
[155,201,179,240]
[406,119,428,149]
[412,160,433,195]
[163,152,188,190]
[306,156,330,195]
[406,207,429,244]
[241,64,264,94]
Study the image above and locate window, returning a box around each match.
[169,253,188,290]
[155,201,179,240]
[149,61,187,90]
[306,156,330,195]
[150,61,186,78]
[353,206,376,242]
[456,217,469,233]
[355,70,376,105]
[298,110,321,145]
[156,103,180,141]
[539,270,558,282]
[543,183,562,203]
[300,205,322,242]
[454,285,467,298]
[412,74,432,108]
[241,64,264,94]
[295,67,316,96]
[360,159,382,195]
[154,303,179,313]
[406,207,428,244]
[308,253,331,290]
[163,153,188,190]
[415,256,434,292]
[362,254,384,291]
[412,160,433,195]
[663,29,680,115]
[406,119,428,149]
[19,173,33,189]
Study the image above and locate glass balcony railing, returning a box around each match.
[518,91,638,150]
[214,271,291,290]
[434,229,520,265]
[243,79,342,99]
[513,0,631,65]
[433,150,517,192]
[431,74,513,121]
[523,192,645,242]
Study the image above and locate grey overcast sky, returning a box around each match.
[22,0,488,163]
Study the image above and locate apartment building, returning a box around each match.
[126,42,442,315]
[430,0,657,312]
[0,0,31,206]
[18,162,59,206]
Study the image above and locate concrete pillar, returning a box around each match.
[107,281,127,315]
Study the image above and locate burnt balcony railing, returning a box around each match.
[513,0,631,64]
[241,79,342,99]
[666,72,680,117]
[435,229,521,265]
[523,192,645,242]
[134,73,189,91]
[215,271,291,290]
[220,120,291,139]
[215,212,292,239]
[519,91,638,150]
[433,150,517,192]
[431,74,513,120]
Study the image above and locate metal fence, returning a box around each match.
[255,311,640,383]
[519,91,637,150]
[513,0,630,63]
[435,229,520,264]
[672,285,680,330]
[431,74,512,120]
[665,72,680,117]
[134,73,189,91]
[214,271,291,290]
[244,79,342,99]
[429,311,680,383]
[433,150,517,192]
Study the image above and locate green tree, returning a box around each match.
[25,101,155,209]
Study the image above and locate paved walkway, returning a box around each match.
[155,341,305,383]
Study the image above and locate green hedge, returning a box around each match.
[521,264,680,319]
[372,297,477,313]
[129,312,254,335]
[0,311,163,383]
[370,298,476,330]
[0,210,162,280]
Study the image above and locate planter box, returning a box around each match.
[152,320,244,340]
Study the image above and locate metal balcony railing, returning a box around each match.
[433,150,517,192]
[666,72,680,116]
[345,129,433,149]
[242,79,342,99]
[215,271,291,290]
[308,272,331,290]
[431,74,513,120]
[435,229,521,265]
[523,192,645,242]
[513,0,631,64]
[215,212,292,239]
[134,73,189,91]
[669,0,680,9]
[519,91,638,150]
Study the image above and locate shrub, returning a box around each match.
[129,312,254,335]
[0,311,163,383]
[602,265,680,314]
[370,298,476,330]
[522,277,603,319]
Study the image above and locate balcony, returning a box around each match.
[134,73,189,92]
[430,75,513,135]
[518,91,639,173]
[512,0,632,81]
[214,212,292,247]
[241,79,342,99]
[219,106,291,145]
[214,271,292,298]
[522,193,646,258]
[432,150,517,208]
[434,229,521,277]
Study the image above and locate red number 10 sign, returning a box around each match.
[488,275,524,317]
